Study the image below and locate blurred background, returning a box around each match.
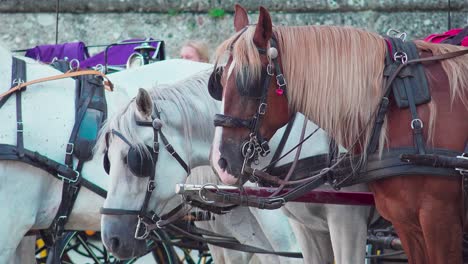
[0,0,467,60]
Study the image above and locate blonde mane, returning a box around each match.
[215,25,468,156]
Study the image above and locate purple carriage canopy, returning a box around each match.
[25,38,163,68]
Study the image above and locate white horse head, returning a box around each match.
[97,70,219,259]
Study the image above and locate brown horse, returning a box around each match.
[209,4,468,264]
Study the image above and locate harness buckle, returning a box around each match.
[66,143,74,155]
[393,51,408,64]
[276,74,287,87]
[165,143,176,155]
[410,118,423,129]
[147,180,156,192]
[58,170,80,183]
[258,103,267,115]
[17,121,23,133]
[134,217,150,240]
[267,64,274,76]
[12,78,24,86]
[153,142,159,153]
[260,141,270,157]
[268,197,286,206]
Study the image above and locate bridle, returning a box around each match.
[100,103,191,240]
[212,26,288,174]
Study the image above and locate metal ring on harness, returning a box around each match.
[393,51,408,64]
[95,64,105,74]
[198,183,219,204]
[69,59,80,71]
[241,141,256,159]
[410,118,423,129]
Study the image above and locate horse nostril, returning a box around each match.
[218,157,228,171]
[110,237,120,251]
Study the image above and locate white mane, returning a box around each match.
[96,70,218,165]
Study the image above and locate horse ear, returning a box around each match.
[136,88,153,117]
[234,4,249,32]
[253,6,273,48]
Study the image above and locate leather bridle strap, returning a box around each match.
[0,69,114,100]
[101,106,191,239]
[367,47,468,155]
[164,223,303,258]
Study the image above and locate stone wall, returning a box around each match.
[0,0,467,60]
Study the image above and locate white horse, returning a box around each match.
[0,47,278,264]
[97,70,302,263]
[0,45,127,263]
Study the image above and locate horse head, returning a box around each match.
[210,5,291,185]
[98,88,191,259]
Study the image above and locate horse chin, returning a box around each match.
[101,215,147,260]
[210,141,241,185]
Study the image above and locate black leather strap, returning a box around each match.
[214,114,252,128]
[165,223,303,258]
[11,58,27,158]
[265,115,296,174]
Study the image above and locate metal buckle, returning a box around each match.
[153,142,159,154]
[268,197,286,206]
[258,103,267,115]
[267,63,274,76]
[198,183,218,204]
[393,51,408,64]
[410,118,423,129]
[147,180,156,192]
[165,143,175,155]
[58,170,80,183]
[66,143,74,155]
[260,141,270,157]
[17,121,23,133]
[134,217,150,240]
[12,78,24,86]
[276,74,287,87]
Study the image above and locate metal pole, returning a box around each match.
[55,0,60,44]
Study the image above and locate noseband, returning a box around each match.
[213,30,288,173]
[100,105,191,240]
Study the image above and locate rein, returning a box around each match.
[0,69,113,100]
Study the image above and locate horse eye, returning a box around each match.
[123,155,128,164]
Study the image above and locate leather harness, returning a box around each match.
[209,28,468,210]
[0,58,114,262]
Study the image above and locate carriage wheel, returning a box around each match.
[35,230,180,264]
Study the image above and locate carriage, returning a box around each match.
[1,6,468,264]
